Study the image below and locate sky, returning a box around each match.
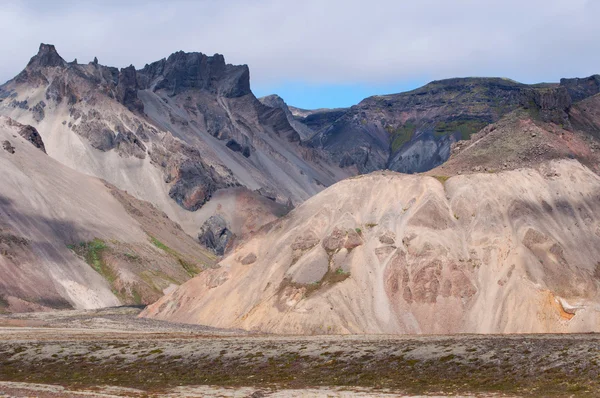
[1,0,599,109]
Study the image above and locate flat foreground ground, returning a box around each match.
[0,309,599,397]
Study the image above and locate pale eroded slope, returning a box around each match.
[0,117,214,312]
[142,160,600,334]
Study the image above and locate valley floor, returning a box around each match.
[0,308,598,397]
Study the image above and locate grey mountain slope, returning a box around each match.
[0,116,215,313]
[134,50,353,203]
[258,94,317,140]
[0,44,351,246]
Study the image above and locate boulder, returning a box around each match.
[2,140,15,154]
[198,215,234,255]
[241,253,257,265]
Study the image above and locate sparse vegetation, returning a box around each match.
[439,354,456,362]
[178,258,200,277]
[434,119,487,140]
[0,332,599,396]
[390,121,417,152]
[525,99,541,120]
[124,252,139,260]
[131,288,142,305]
[150,235,200,276]
[150,236,170,252]
[68,239,145,304]
[279,267,351,299]
[69,238,114,282]
[0,295,8,313]
[321,267,351,286]
[432,175,450,184]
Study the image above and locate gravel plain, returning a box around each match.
[0,308,599,397]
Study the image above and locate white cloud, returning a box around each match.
[1,0,598,88]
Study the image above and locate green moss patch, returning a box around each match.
[69,239,115,283]
[389,122,417,152]
[280,267,351,300]
[68,239,143,305]
[150,236,200,277]
[434,119,488,140]
[432,175,450,184]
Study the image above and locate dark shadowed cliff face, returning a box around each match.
[560,75,600,103]
[116,65,143,112]
[137,52,251,98]
[258,94,317,140]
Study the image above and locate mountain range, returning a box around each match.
[2,43,600,333]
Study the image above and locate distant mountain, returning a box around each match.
[267,76,600,174]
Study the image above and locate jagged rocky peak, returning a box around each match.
[116,65,143,112]
[26,43,67,69]
[137,51,250,97]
